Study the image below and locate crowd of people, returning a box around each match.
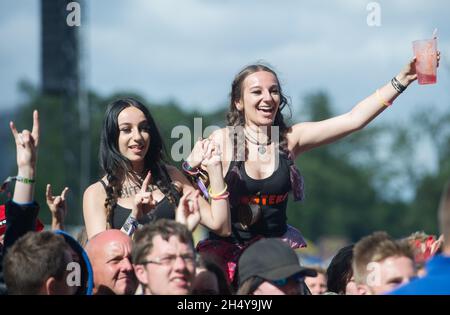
[1,51,449,295]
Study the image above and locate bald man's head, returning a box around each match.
[86,230,131,253]
[86,230,137,295]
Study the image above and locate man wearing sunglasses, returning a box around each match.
[132,219,196,295]
[237,238,316,295]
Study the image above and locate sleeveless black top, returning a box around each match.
[209,152,303,244]
[99,180,179,229]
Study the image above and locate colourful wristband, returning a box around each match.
[182,161,200,175]
[210,191,229,200]
[1,176,35,193]
[15,176,36,184]
[208,184,228,199]
[197,178,209,199]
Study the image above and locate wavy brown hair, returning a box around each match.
[226,64,292,161]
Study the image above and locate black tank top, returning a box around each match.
[99,180,178,229]
[209,153,292,243]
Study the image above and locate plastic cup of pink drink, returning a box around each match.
[412,38,437,85]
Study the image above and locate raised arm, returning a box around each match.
[9,110,39,203]
[168,145,231,237]
[289,54,440,157]
[3,110,41,252]
[46,184,69,231]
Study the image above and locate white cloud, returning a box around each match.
[1,0,449,115]
[0,0,39,110]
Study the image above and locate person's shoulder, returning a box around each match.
[83,179,107,199]
[83,181,108,217]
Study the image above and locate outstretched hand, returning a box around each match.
[175,190,201,232]
[9,110,39,171]
[131,171,156,220]
[397,51,441,86]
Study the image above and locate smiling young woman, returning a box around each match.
[186,53,440,287]
[83,98,230,240]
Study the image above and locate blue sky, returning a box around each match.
[1,0,449,118]
[1,0,449,200]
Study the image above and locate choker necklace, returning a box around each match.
[244,129,271,155]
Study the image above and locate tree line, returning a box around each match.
[2,83,449,243]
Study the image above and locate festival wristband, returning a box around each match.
[210,191,229,200]
[182,161,200,175]
[197,178,209,199]
[15,176,36,184]
[121,215,139,236]
[1,176,35,192]
[208,184,228,199]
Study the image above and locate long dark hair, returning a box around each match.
[99,98,179,228]
[226,64,292,161]
[326,244,355,294]
[194,255,233,295]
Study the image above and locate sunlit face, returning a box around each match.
[235,71,281,128]
[92,238,136,295]
[372,256,416,295]
[117,106,151,170]
[360,255,416,295]
[305,273,327,295]
[135,235,196,295]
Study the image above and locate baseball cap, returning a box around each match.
[238,238,317,286]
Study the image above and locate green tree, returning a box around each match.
[287,92,411,241]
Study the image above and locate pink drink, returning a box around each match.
[413,39,437,85]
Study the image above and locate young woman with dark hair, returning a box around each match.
[83,98,230,239]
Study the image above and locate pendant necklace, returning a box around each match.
[244,129,271,155]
